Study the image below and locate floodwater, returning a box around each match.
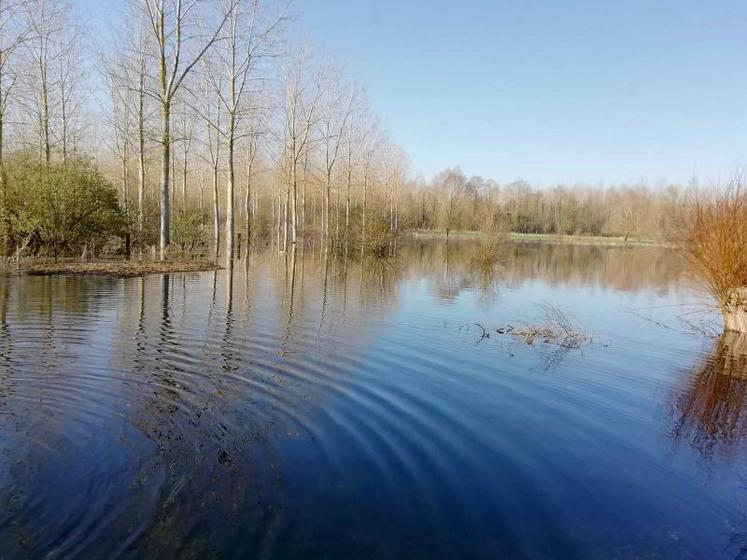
[1,240,746,559]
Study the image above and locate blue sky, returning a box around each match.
[79,0,747,185]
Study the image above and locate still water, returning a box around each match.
[1,240,746,559]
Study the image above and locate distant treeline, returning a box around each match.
[400,168,686,242]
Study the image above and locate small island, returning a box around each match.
[24,260,222,278]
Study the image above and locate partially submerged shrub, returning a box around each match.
[682,179,747,332]
[361,210,397,258]
[470,218,508,269]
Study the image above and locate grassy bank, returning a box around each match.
[23,261,222,278]
[409,230,659,246]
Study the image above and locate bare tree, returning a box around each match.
[280,48,322,248]
[175,95,195,213]
[359,110,381,254]
[0,0,28,191]
[20,0,66,164]
[433,167,467,239]
[243,123,260,243]
[103,56,136,253]
[113,10,152,240]
[197,65,223,253]
[55,27,87,162]
[134,0,234,259]
[318,71,354,245]
[0,0,29,256]
[208,0,287,261]
[129,23,151,240]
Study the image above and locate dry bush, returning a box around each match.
[516,304,589,349]
[470,218,508,269]
[683,178,747,332]
[496,304,592,349]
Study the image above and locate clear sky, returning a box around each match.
[79,0,747,185]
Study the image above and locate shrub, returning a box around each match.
[3,154,125,261]
[682,178,747,332]
[361,210,396,258]
[172,209,207,253]
[470,217,508,269]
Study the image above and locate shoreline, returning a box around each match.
[22,260,223,278]
[6,233,668,279]
[408,230,661,247]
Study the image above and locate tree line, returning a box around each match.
[0,0,411,263]
[404,168,687,242]
[0,0,701,266]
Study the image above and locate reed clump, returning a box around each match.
[682,179,747,333]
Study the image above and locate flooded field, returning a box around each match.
[1,240,746,559]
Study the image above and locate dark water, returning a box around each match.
[1,240,747,559]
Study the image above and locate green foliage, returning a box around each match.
[361,210,396,258]
[172,209,206,252]
[2,153,125,258]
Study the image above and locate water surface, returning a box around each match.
[1,240,746,559]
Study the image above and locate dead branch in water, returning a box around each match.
[499,304,595,349]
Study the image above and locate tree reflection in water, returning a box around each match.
[670,332,747,458]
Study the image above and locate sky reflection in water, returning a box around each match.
[0,240,746,559]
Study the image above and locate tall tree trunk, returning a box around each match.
[42,77,50,165]
[283,185,289,251]
[291,160,298,244]
[335,182,340,241]
[0,107,5,260]
[199,170,205,215]
[159,100,171,260]
[213,164,220,254]
[137,74,146,241]
[325,173,331,243]
[245,161,252,244]
[345,165,351,255]
[182,152,187,213]
[361,163,368,256]
[226,119,235,261]
[301,153,308,238]
[122,154,131,257]
[61,92,68,164]
[137,134,145,239]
